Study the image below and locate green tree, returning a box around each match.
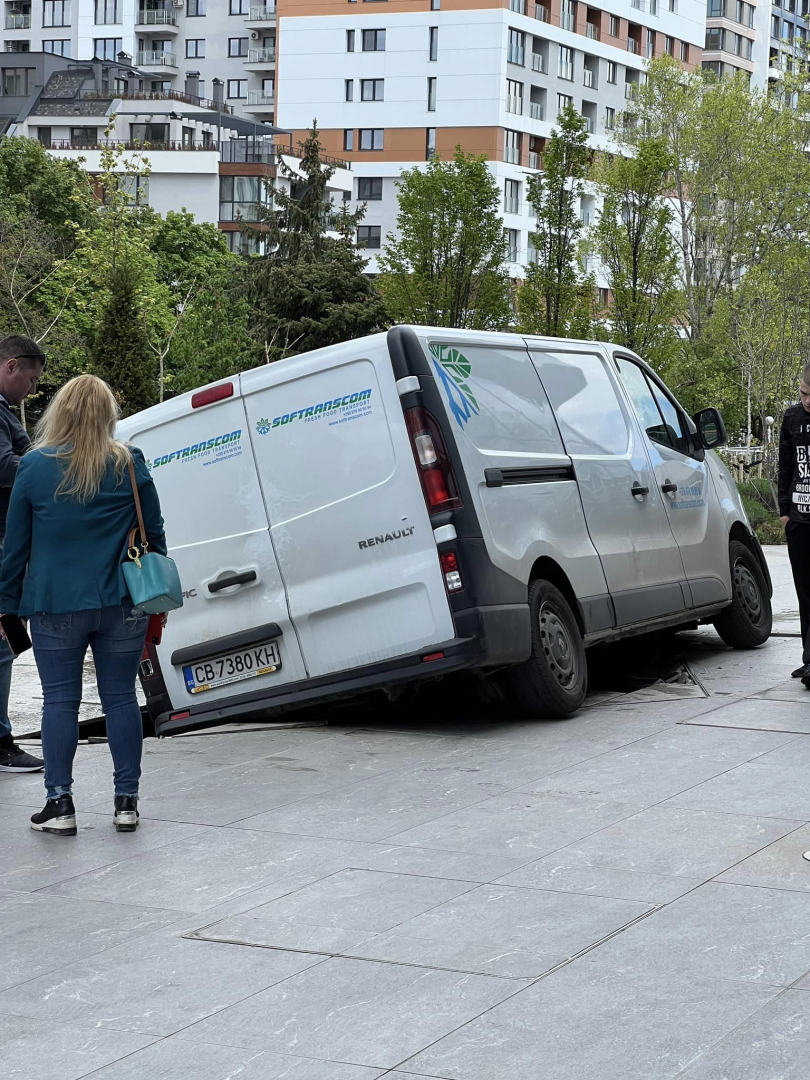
[90,260,157,416]
[0,135,96,240]
[377,147,511,330]
[518,104,592,338]
[151,210,234,290]
[590,139,682,368]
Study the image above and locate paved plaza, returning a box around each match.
[2,547,810,1079]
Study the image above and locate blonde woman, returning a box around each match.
[0,374,166,836]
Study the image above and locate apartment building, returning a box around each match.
[274,0,705,274]
[702,0,773,83]
[1,0,277,119]
[764,0,810,82]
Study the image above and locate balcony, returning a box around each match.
[529,150,541,168]
[586,23,599,40]
[530,101,544,120]
[534,3,549,21]
[136,51,178,71]
[247,3,276,21]
[531,53,546,73]
[583,68,596,88]
[509,0,526,12]
[247,90,274,106]
[245,47,275,67]
[625,81,638,97]
[5,13,30,29]
[136,10,179,32]
[560,11,575,31]
[582,116,594,133]
[506,93,523,114]
[627,39,638,53]
[78,87,235,114]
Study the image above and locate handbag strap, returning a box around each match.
[127,453,148,556]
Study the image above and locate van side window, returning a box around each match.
[532,351,629,456]
[616,358,688,455]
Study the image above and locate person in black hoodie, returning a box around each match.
[0,335,46,771]
[778,364,810,685]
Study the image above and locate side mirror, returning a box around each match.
[693,407,727,450]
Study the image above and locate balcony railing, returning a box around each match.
[534,3,549,21]
[248,3,276,18]
[582,116,594,133]
[583,68,596,87]
[531,53,546,72]
[631,0,646,8]
[529,150,541,168]
[45,139,215,151]
[508,44,525,65]
[509,0,526,12]
[136,10,178,27]
[504,145,520,164]
[625,81,638,97]
[506,93,523,114]
[78,87,235,113]
[5,14,30,29]
[504,196,520,214]
[247,90,274,106]
[627,38,638,53]
[558,61,574,79]
[560,11,575,30]
[506,246,520,264]
[586,23,599,40]
[530,101,544,120]
[247,47,275,64]
[136,51,177,67]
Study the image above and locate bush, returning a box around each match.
[737,478,784,545]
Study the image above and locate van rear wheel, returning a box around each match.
[712,540,772,649]
[507,579,587,718]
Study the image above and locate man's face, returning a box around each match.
[1,358,43,407]
[801,381,810,413]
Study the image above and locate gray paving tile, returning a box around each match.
[676,991,810,1079]
[667,762,810,820]
[341,844,529,883]
[0,1012,157,1080]
[0,802,204,892]
[178,956,519,1070]
[406,961,776,1080]
[0,937,323,1036]
[628,724,795,763]
[385,791,642,859]
[188,912,379,955]
[742,733,810,768]
[0,891,183,991]
[516,805,803,881]
[41,828,369,912]
[348,883,652,978]
[229,766,510,842]
[685,698,810,734]
[142,728,342,767]
[717,823,810,892]
[494,848,705,903]
[81,1036,386,1079]
[590,881,810,987]
[515,747,735,806]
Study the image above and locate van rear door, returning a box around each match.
[240,336,456,677]
[117,385,308,708]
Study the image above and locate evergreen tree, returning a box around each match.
[90,261,157,416]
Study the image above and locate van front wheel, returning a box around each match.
[507,579,587,718]
[712,540,772,649]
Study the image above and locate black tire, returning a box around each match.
[506,579,587,718]
[712,539,772,649]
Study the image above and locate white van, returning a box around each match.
[118,327,772,736]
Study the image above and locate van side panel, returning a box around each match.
[241,339,456,677]
[422,338,611,626]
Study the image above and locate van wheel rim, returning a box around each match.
[539,601,578,690]
[733,559,762,625]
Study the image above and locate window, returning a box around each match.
[537,352,629,456]
[429,25,438,60]
[558,44,574,79]
[427,76,437,110]
[359,128,384,150]
[219,175,265,222]
[37,127,51,145]
[784,20,793,41]
[357,225,381,249]
[226,232,263,256]
[361,78,384,101]
[344,129,354,151]
[358,177,383,200]
[605,105,615,128]
[6,42,31,53]
[227,79,247,98]
[426,127,436,158]
[771,14,780,36]
[69,126,97,146]
[229,0,248,13]
[560,0,575,31]
[95,0,120,23]
[346,29,355,52]
[647,29,656,57]
[229,37,248,57]
[506,77,522,113]
[680,41,688,62]
[706,27,723,49]
[345,78,353,101]
[130,122,169,143]
[557,92,573,112]
[504,128,521,163]
[118,175,149,207]
[505,228,519,263]
[93,38,121,60]
[616,358,688,455]
[432,0,440,8]
[362,28,385,51]
[186,39,204,58]
[664,34,674,55]
[188,0,205,13]
[43,39,71,56]
[508,28,525,65]
[669,0,676,8]
[707,0,725,13]
[504,178,521,214]
[609,14,619,35]
[42,1,70,27]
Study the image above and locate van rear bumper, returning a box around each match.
[153,635,482,737]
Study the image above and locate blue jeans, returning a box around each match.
[31,606,149,801]
[0,537,13,742]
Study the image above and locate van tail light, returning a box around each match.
[192,382,234,409]
[440,550,464,593]
[404,407,462,515]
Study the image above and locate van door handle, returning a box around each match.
[208,570,257,593]
[661,481,678,494]
[631,483,650,497]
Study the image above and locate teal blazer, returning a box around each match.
[0,446,167,617]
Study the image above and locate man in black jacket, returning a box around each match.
[0,336,45,771]
[779,364,810,685]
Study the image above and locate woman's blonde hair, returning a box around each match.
[33,374,130,502]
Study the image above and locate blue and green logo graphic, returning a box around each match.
[429,345,479,430]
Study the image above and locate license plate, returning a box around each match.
[183,640,281,695]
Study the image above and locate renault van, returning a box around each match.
[117,326,772,736]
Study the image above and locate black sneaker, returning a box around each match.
[30,795,76,836]
[113,795,139,832]
[792,667,806,679]
[0,739,44,772]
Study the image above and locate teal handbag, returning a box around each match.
[122,455,183,616]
